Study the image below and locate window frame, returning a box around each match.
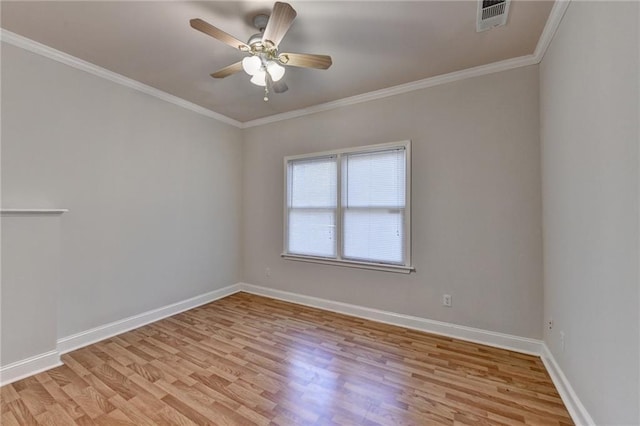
[282,140,413,274]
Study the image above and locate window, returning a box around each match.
[283,141,412,273]
[287,156,337,258]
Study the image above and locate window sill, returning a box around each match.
[281,253,415,274]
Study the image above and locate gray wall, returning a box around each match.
[242,65,543,339]
[1,215,61,364]
[6,7,639,419]
[540,2,639,424]
[1,42,243,354]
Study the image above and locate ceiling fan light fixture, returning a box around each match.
[267,61,285,82]
[250,70,267,86]
[242,56,262,75]
[192,2,331,100]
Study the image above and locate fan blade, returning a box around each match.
[190,18,249,51]
[279,53,332,69]
[210,61,243,78]
[262,2,297,48]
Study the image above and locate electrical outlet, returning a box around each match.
[442,294,452,307]
[548,317,553,330]
[560,331,565,353]
[265,267,271,277]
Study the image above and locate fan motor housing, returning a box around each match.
[253,14,269,32]
[248,33,263,46]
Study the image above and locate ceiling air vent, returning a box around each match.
[476,0,510,32]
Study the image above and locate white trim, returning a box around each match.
[540,344,595,426]
[1,209,68,215]
[1,1,568,129]
[238,282,542,356]
[283,140,409,160]
[533,0,571,62]
[1,281,590,426]
[241,0,569,128]
[281,253,414,274]
[0,29,242,129]
[283,141,412,272]
[242,55,538,128]
[56,284,241,354]
[0,285,241,386]
[0,350,62,386]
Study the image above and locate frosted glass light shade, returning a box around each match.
[242,56,262,75]
[250,70,267,86]
[266,61,285,82]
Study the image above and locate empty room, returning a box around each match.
[1,1,638,424]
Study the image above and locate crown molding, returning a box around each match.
[533,0,571,62]
[242,0,571,129]
[1,1,569,129]
[241,54,538,128]
[0,29,243,129]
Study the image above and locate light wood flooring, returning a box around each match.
[1,292,573,425]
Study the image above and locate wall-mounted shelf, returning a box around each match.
[1,209,69,215]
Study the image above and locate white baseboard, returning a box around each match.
[0,350,62,386]
[540,344,595,426]
[237,283,543,356]
[2,281,589,426]
[239,283,594,425]
[56,283,241,355]
[1,284,241,386]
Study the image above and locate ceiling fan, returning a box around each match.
[190,2,333,101]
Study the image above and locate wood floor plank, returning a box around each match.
[160,393,217,426]
[39,379,87,420]
[62,381,116,419]
[0,292,573,425]
[35,404,79,426]
[17,381,55,417]
[1,410,21,426]
[105,394,158,426]
[1,384,20,405]
[5,399,39,425]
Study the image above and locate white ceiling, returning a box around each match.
[1,1,554,123]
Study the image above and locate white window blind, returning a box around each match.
[283,141,412,273]
[286,156,337,258]
[342,148,406,264]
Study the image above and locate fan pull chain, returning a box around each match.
[264,87,269,102]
